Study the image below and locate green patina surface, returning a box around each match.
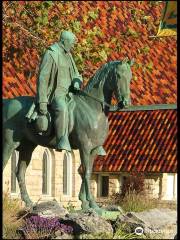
[101,210,121,220]
[3,49,133,214]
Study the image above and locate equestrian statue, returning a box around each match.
[3,30,133,214]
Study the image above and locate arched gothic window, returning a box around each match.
[42,149,52,195]
[63,151,72,196]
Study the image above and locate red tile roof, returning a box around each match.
[3,1,177,105]
[93,107,177,173]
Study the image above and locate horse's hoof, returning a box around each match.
[81,201,90,210]
[89,200,100,209]
[25,200,33,208]
[93,207,103,216]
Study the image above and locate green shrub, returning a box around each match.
[120,172,145,198]
[107,171,158,212]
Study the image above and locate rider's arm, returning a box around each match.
[69,53,83,83]
[36,50,54,104]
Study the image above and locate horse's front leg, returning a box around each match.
[79,149,101,212]
[16,143,36,207]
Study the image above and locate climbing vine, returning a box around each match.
[3,1,166,92]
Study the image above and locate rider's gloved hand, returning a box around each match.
[39,102,48,115]
[74,82,80,90]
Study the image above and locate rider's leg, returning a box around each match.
[51,96,71,152]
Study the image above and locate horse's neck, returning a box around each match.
[85,80,111,107]
[88,86,103,101]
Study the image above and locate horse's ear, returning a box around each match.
[122,57,134,66]
[122,57,129,64]
[128,58,134,66]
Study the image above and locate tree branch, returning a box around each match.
[3,13,47,45]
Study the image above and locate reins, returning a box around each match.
[76,89,112,108]
[75,89,120,111]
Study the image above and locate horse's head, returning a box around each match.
[84,58,133,110]
[112,58,134,109]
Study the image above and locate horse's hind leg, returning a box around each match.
[3,141,20,170]
[16,143,36,207]
[78,148,98,211]
[78,148,92,210]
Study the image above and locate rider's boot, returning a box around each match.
[57,135,71,152]
[54,109,71,152]
[97,146,106,156]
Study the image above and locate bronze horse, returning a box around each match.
[3,59,133,213]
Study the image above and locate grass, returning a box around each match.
[21,228,52,239]
[113,225,141,239]
[77,218,165,239]
[77,224,163,239]
[78,232,113,239]
[120,190,158,212]
[118,190,177,213]
[103,188,166,213]
[77,231,137,239]
[113,223,164,239]
[3,191,25,239]
[3,191,74,239]
[2,188,47,239]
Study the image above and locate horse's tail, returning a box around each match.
[3,98,11,122]
[3,98,9,105]
[3,97,25,123]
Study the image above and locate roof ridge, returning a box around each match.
[113,104,177,112]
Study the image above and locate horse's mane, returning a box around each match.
[84,61,121,92]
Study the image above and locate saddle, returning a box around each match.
[25,96,76,136]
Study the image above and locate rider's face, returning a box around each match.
[63,38,77,52]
